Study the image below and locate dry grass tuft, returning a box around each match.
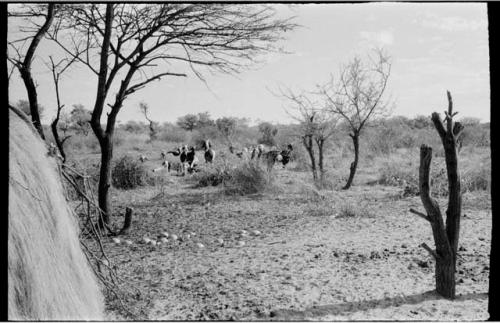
[336,201,376,219]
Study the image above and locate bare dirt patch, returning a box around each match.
[100,167,491,320]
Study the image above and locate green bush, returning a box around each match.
[112,156,150,189]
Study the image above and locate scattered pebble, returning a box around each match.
[150,240,157,246]
[161,232,169,238]
[124,240,133,245]
[171,234,178,241]
[143,237,151,244]
[160,237,168,243]
[217,238,224,245]
[252,230,261,236]
[112,238,121,244]
[185,234,191,240]
[237,241,246,247]
[196,243,205,249]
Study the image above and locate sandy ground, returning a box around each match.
[100,167,491,321]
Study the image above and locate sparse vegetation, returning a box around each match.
[7,2,490,321]
[336,201,376,218]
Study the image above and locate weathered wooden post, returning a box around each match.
[410,91,463,299]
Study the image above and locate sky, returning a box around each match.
[8,3,490,125]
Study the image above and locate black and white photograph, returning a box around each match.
[6,2,493,321]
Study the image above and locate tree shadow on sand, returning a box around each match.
[266,290,488,320]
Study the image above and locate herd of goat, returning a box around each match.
[143,139,294,175]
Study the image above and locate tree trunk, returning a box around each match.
[119,207,133,235]
[343,132,359,190]
[302,135,317,181]
[16,3,55,140]
[316,138,325,182]
[97,136,113,230]
[418,145,456,299]
[91,4,114,230]
[20,69,45,139]
[414,93,463,300]
[149,122,157,141]
[431,92,463,264]
[435,256,456,299]
[51,119,67,162]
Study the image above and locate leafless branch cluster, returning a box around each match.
[60,164,142,318]
[319,48,392,135]
[50,4,296,84]
[279,86,339,182]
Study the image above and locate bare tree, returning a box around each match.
[50,4,296,230]
[8,4,56,139]
[410,91,464,299]
[282,88,337,182]
[47,55,78,163]
[320,48,392,189]
[139,102,157,142]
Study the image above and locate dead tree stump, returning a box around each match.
[410,91,463,299]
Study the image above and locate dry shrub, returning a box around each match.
[192,165,232,187]
[314,171,345,190]
[336,201,375,218]
[461,155,491,193]
[8,108,104,320]
[377,148,491,197]
[224,161,272,195]
[377,154,419,196]
[112,156,151,189]
[303,196,334,217]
